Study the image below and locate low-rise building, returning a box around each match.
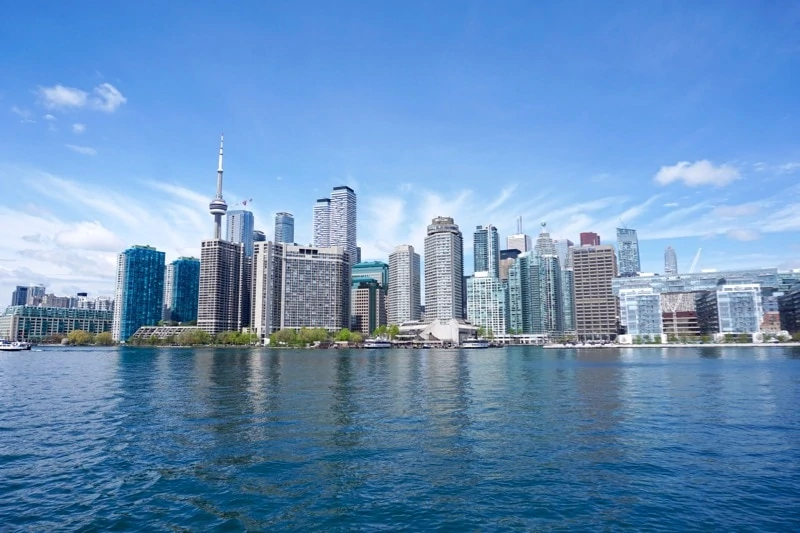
[0,306,113,341]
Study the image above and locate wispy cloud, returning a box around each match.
[485,184,517,212]
[654,160,739,187]
[65,144,97,156]
[72,123,86,134]
[725,228,760,241]
[37,83,127,113]
[11,105,35,123]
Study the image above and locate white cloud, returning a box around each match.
[72,123,86,134]
[11,105,35,123]
[663,202,679,208]
[777,162,800,174]
[43,114,57,121]
[725,228,760,241]
[713,202,763,218]
[485,185,517,212]
[37,83,126,113]
[65,144,97,156]
[654,160,740,187]
[54,221,123,251]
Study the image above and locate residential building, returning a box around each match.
[351,278,387,335]
[778,285,800,334]
[313,198,331,247]
[352,261,388,289]
[665,246,678,276]
[356,247,362,264]
[619,288,663,337]
[474,224,500,278]
[112,245,165,342]
[616,228,641,277]
[253,230,267,242]
[26,285,45,306]
[424,217,464,320]
[274,212,294,243]
[539,255,564,335]
[164,257,200,323]
[226,209,255,257]
[554,239,575,332]
[499,249,521,281]
[0,306,113,341]
[661,292,701,338]
[198,239,246,336]
[572,245,619,340]
[580,232,601,246]
[330,186,358,265]
[11,286,28,307]
[77,295,114,311]
[507,252,542,334]
[466,272,506,336]
[696,284,763,335]
[388,244,421,324]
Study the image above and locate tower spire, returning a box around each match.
[208,134,229,239]
[216,134,224,198]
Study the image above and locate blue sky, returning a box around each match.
[1,1,800,298]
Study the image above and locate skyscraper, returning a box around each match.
[507,252,542,334]
[351,278,387,335]
[499,249,521,281]
[554,239,575,332]
[199,135,249,336]
[26,285,45,306]
[424,217,464,320]
[274,212,295,243]
[388,244,421,324]
[572,245,619,341]
[226,210,255,257]
[313,198,331,248]
[474,224,500,278]
[616,228,641,277]
[330,186,358,265]
[665,246,678,276]
[507,216,532,252]
[11,286,28,306]
[352,261,388,288]
[466,272,506,336]
[580,232,601,246]
[112,245,165,342]
[163,257,200,323]
[253,230,266,242]
[538,255,564,334]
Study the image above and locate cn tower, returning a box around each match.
[208,134,228,239]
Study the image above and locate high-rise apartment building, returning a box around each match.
[616,228,641,277]
[330,186,358,265]
[250,243,350,340]
[26,285,45,306]
[226,210,255,257]
[474,224,500,278]
[112,245,165,342]
[163,257,200,323]
[572,245,619,340]
[665,246,678,276]
[351,278,387,335]
[274,212,295,244]
[11,286,28,306]
[313,198,331,248]
[619,288,663,337]
[388,244,421,324]
[554,239,575,332]
[424,217,464,320]
[499,249,521,281]
[508,252,542,334]
[253,230,266,242]
[352,261,388,289]
[538,255,564,334]
[466,272,506,336]
[580,232,601,246]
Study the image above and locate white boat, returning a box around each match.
[462,339,490,349]
[0,340,32,352]
[364,339,393,349]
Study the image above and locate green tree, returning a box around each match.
[271,328,298,346]
[94,331,114,346]
[388,324,400,339]
[373,325,388,338]
[350,332,364,344]
[178,328,211,346]
[335,328,352,342]
[67,329,93,346]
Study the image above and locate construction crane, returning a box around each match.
[233,198,253,208]
[689,248,702,273]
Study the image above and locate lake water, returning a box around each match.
[1,346,799,531]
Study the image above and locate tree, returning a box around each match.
[476,326,486,339]
[388,324,400,340]
[178,329,211,346]
[67,330,93,346]
[335,328,352,342]
[94,332,114,346]
[373,325,387,338]
[271,328,298,346]
[350,332,364,344]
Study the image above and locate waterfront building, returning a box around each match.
[226,209,255,257]
[580,232,601,246]
[696,284,763,335]
[507,252,542,334]
[665,246,678,276]
[539,255,564,334]
[778,285,800,334]
[554,239,575,332]
[163,257,200,323]
[330,186,358,265]
[26,284,45,306]
[616,228,641,277]
[619,288,663,337]
[572,245,619,341]
[313,198,331,248]
[424,217,464,320]
[474,224,500,278]
[253,230,266,243]
[352,261,388,289]
[11,286,28,307]
[661,292,701,338]
[40,294,75,308]
[112,245,165,342]
[274,212,294,244]
[466,272,506,336]
[499,249,521,281]
[611,268,786,295]
[388,244,421,324]
[198,136,249,336]
[77,295,114,311]
[351,278,387,335]
[0,306,113,341]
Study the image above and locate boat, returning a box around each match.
[0,340,32,351]
[364,338,393,349]
[462,339,490,349]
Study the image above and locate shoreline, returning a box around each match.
[544,342,800,349]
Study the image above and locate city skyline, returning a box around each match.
[2,3,800,300]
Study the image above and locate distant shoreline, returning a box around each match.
[544,342,800,349]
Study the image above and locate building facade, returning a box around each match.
[26,285,45,306]
[466,272,506,337]
[696,284,763,335]
[0,306,113,341]
[253,230,266,243]
[352,261,389,289]
[778,285,800,334]
[274,212,295,244]
[508,252,542,334]
[616,228,641,277]
[226,210,255,257]
[164,257,200,323]
[665,246,678,276]
[580,232,600,246]
[499,249,521,282]
[424,217,464,320]
[112,245,165,342]
[11,286,28,307]
[619,288,663,337]
[198,239,246,336]
[313,198,331,248]
[330,186,357,265]
[506,234,532,253]
[474,224,500,278]
[351,278,387,335]
[572,245,619,340]
[388,244,421,324]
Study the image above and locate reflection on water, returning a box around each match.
[1,346,799,531]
